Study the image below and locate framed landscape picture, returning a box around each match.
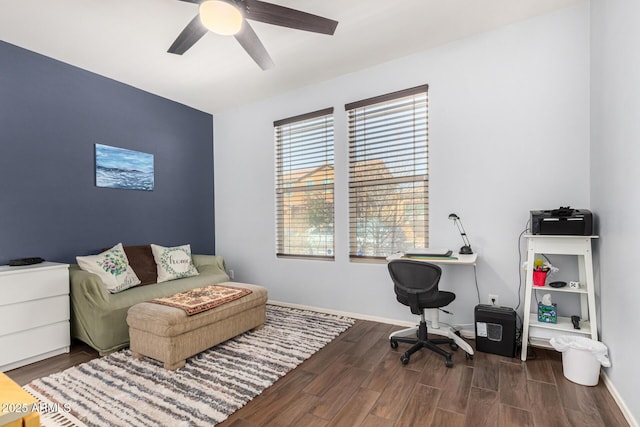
[95,144,154,191]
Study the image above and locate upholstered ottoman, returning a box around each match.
[127,282,268,370]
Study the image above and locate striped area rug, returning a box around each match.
[24,305,354,427]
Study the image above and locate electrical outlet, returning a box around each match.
[228,269,235,280]
[489,294,499,306]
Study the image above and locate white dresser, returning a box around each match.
[0,262,70,372]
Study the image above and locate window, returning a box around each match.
[346,85,429,260]
[275,108,334,259]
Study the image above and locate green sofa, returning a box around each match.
[69,254,230,354]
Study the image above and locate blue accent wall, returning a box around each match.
[0,41,215,264]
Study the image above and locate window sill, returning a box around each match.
[276,254,334,261]
[349,257,387,264]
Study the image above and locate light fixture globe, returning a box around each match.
[199,0,243,36]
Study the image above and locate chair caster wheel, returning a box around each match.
[445,358,453,368]
[401,354,410,365]
[450,343,459,351]
[465,353,474,360]
[390,339,398,349]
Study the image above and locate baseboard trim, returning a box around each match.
[601,371,638,427]
[267,300,476,336]
[267,300,414,327]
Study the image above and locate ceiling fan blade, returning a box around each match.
[234,21,275,70]
[240,0,338,35]
[168,15,208,55]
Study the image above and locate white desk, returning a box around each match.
[386,251,478,358]
[387,252,478,265]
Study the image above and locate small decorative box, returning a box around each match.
[537,302,557,324]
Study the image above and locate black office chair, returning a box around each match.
[388,259,463,367]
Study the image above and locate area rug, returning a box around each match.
[24,305,354,427]
[149,284,252,315]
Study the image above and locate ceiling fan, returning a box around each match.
[168,0,339,70]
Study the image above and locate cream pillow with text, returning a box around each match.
[151,243,200,283]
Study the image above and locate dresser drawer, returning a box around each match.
[0,263,68,306]
[0,322,70,368]
[0,295,69,336]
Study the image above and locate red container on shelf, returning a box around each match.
[533,270,548,287]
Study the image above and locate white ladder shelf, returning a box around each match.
[520,235,598,361]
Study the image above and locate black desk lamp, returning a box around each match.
[448,213,473,254]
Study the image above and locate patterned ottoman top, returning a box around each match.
[150,284,252,315]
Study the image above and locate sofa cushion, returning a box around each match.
[76,243,141,293]
[123,245,157,285]
[151,243,199,283]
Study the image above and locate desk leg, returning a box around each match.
[428,326,474,356]
[428,309,474,356]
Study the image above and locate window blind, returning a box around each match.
[275,108,335,259]
[346,85,429,260]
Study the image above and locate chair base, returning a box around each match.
[389,311,474,367]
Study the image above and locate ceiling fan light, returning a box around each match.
[199,1,243,36]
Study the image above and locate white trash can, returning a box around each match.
[549,336,610,386]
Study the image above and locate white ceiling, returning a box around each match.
[0,0,584,114]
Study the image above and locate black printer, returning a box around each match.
[530,207,593,236]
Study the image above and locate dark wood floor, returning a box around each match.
[6,320,629,427]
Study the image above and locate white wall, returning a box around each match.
[214,4,590,328]
[591,0,640,422]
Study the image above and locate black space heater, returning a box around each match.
[474,304,517,358]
